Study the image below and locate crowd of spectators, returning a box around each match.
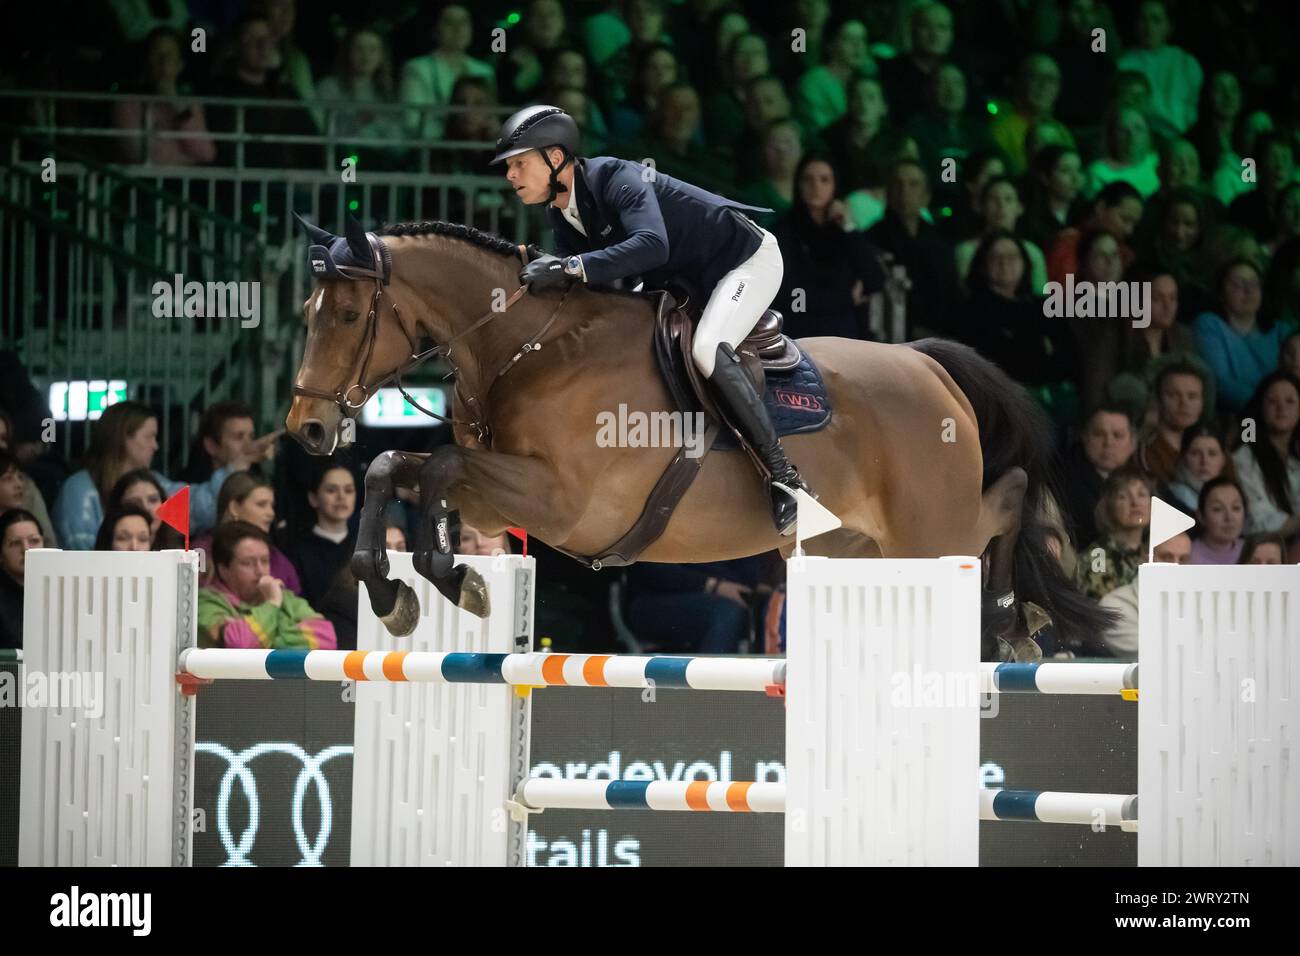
[6,0,1300,660]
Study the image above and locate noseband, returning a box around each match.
[292,232,569,444]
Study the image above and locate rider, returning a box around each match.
[491,104,814,534]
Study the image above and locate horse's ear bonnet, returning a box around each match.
[293,212,391,284]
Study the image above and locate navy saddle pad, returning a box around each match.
[713,351,832,450]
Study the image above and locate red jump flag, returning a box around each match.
[156,486,191,550]
[507,526,528,556]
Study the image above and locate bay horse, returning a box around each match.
[285,217,1110,660]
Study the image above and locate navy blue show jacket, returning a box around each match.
[546,156,772,302]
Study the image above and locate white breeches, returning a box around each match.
[690,226,784,377]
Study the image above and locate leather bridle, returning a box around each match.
[291,232,570,445]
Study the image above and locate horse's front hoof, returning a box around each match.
[456,565,491,618]
[1007,634,1043,663]
[379,580,420,637]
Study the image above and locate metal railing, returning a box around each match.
[0,89,512,175]
[1,130,271,473]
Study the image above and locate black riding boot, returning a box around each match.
[709,344,814,535]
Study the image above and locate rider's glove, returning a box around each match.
[520,254,579,292]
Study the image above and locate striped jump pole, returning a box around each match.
[510,780,1136,830]
[511,779,786,817]
[980,789,1138,830]
[182,651,1141,697]
[980,662,1139,697]
[179,648,787,693]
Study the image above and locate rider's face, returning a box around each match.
[505,149,564,205]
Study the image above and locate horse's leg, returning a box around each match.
[411,462,483,616]
[411,444,584,615]
[352,450,427,637]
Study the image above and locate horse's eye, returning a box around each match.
[343,311,361,324]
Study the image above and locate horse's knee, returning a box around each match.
[365,450,402,492]
[980,467,1029,539]
[985,467,1028,511]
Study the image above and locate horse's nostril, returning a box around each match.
[303,420,325,446]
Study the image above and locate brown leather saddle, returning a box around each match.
[551,291,806,570]
[652,289,801,423]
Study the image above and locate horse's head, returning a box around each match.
[286,214,424,455]
[286,216,551,454]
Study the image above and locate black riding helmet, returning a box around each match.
[491,104,581,201]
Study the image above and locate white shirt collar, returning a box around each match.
[561,179,586,236]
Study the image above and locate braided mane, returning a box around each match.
[380,220,546,260]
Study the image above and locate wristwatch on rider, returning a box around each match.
[563,255,586,280]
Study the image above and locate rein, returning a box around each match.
[291,234,571,445]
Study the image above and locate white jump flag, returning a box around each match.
[781,484,841,557]
[1148,495,1195,562]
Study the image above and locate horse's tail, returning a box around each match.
[906,337,1117,651]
